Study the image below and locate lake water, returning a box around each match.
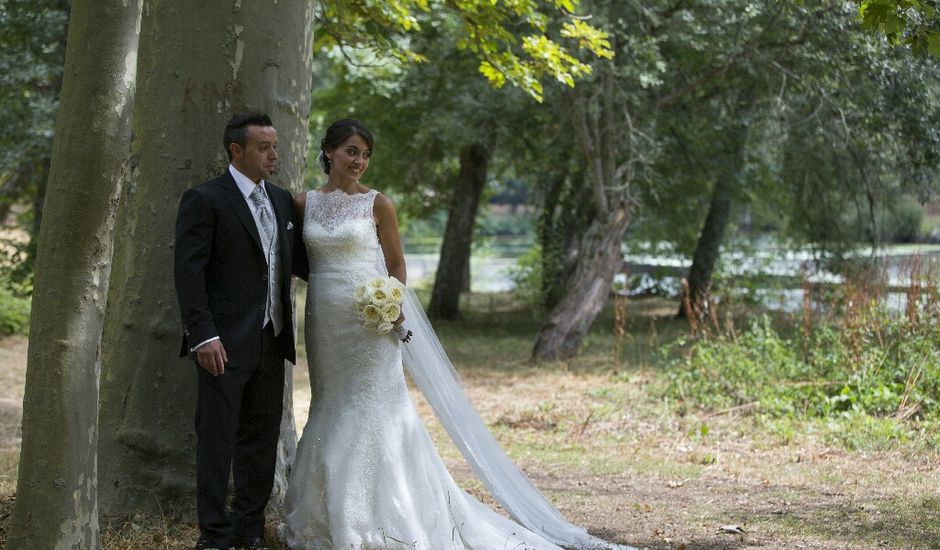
[405,253,518,292]
[407,242,940,311]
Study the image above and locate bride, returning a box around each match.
[279,119,635,550]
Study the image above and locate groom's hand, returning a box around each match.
[197,340,228,376]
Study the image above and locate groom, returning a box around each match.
[174,113,307,549]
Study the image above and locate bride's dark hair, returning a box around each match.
[319,119,374,174]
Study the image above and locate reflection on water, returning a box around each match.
[409,242,940,312]
[622,244,940,312]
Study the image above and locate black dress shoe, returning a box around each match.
[194,538,228,550]
[231,536,268,549]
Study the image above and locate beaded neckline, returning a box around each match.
[315,187,375,198]
[307,188,378,233]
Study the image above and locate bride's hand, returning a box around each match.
[394,312,405,328]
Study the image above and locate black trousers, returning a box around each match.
[195,323,284,546]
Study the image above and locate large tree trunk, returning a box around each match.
[532,204,630,361]
[97,2,314,523]
[678,176,733,318]
[7,1,142,548]
[428,143,489,319]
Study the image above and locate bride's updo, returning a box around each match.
[318,119,374,174]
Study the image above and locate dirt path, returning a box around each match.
[2,334,938,549]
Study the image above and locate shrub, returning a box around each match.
[885,195,924,243]
[506,244,544,314]
[0,242,31,335]
[0,284,30,335]
[664,304,940,425]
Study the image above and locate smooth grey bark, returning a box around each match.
[428,143,489,320]
[97,2,315,522]
[678,176,733,319]
[7,1,142,548]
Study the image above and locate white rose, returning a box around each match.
[370,287,390,306]
[362,304,382,325]
[368,278,390,292]
[381,303,400,323]
[377,321,394,333]
[388,287,404,304]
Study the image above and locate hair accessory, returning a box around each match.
[316,150,328,173]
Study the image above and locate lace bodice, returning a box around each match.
[303,189,386,274]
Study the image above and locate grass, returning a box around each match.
[2,288,940,548]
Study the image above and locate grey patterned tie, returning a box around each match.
[250,185,275,247]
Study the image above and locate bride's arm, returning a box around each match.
[375,194,406,285]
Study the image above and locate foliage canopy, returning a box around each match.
[315,0,613,101]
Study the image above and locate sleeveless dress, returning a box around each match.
[279,189,629,550]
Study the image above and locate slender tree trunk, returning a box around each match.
[537,170,568,310]
[428,143,489,319]
[537,166,591,311]
[0,169,29,226]
[7,1,142,548]
[97,2,315,522]
[532,204,630,360]
[678,177,733,318]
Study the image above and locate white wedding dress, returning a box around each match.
[279,189,635,550]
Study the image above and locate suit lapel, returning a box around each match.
[219,171,265,253]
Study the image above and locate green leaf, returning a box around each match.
[478,60,506,88]
[927,31,940,57]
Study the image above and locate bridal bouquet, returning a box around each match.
[354,276,411,341]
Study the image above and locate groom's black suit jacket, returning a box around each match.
[174,170,308,367]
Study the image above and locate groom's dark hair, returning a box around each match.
[223,112,274,160]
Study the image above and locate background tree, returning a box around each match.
[532,0,659,360]
[7,1,142,548]
[428,142,490,318]
[0,0,69,273]
[533,0,939,354]
[646,0,810,317]
[780,16,940,255]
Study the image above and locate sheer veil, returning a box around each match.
[400,288,637,550]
